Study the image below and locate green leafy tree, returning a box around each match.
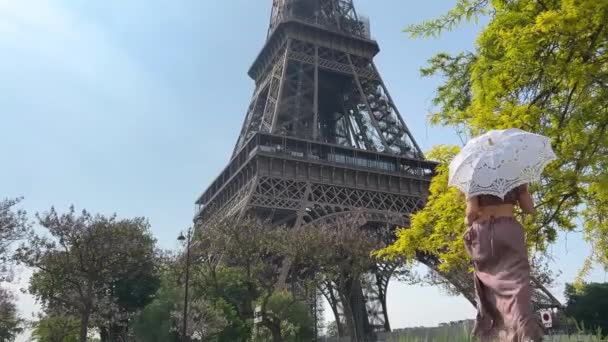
[253,290,314,342]
[131,263,180,342]
[379,146,467,272]
[16,207,159,342]
[383,0,608,279]
[0,287,23,342]
[190,216,288,341]
[133,256,252,342]
[564,282,608,337]
[190,266,252,342]
[31,315,80,342]
[188,215,328,341]
[171,297,228,341]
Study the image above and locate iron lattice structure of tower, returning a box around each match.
[194,0,562,340]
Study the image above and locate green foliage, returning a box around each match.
[132,268,180,342]
[565,282,608,337]
[383,321,606,341]
[212,295,250,342]
[0,288,23,342]
[194,266,251,342]
[385,0,608,277]
[386,323,472,342]
[135,261,252,341]
[188,215,323,341]
[16,207,160,342]
[31,316,80,342]
[190,216,284,341]
[378,145,468,272]
[405,0,489,38]
[134,259,247,342]
[171,297,228,341]
[254,290,314,342]
[185,214,390,340]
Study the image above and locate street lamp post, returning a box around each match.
[177,227,193,342]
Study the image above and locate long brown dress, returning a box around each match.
[463,187,544,342]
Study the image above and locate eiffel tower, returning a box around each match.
[194,0,562,340]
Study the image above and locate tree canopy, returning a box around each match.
[381,0,608,279]
[31,315,80,342]
[16,207,159,342]
[131,265,180,342]
[0,198,30,282]
[189,215,314,342]
[564,282,608,337]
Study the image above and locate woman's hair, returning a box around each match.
[477,184,525,207]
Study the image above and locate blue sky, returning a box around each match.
[0,0,605,338]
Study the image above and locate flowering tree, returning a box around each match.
[0,198,29,282]
[15,207,159,342]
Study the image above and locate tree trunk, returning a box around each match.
[79,310,90,342]
[112,324,126,342]
[337,278,356,342]
[340,277,372,342]
[342,303,358,342]
[99,327,109,342]
[269,322,283,342]
[349,279,372,341]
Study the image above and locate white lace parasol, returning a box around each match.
[448,128,557,198]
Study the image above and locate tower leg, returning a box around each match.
[363,263,396,333]
[320,280,347,337]
[322,273,392,341]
